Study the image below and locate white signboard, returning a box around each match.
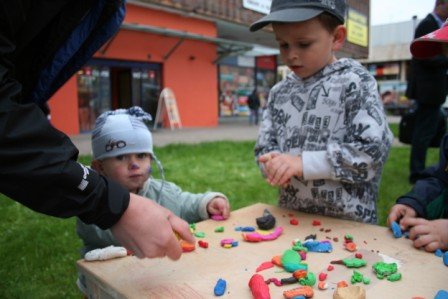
[243,0,271,14]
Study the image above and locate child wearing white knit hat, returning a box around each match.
[76,106,230,293]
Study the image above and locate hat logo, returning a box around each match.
[320,0,336,9]
[105,139,127,152]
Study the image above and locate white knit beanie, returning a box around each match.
[92,106,153,160]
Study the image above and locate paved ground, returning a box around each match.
[70,115,404,156]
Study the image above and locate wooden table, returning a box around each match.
[77,203,447,298]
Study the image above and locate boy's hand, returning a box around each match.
[400,218,448,252]
[387,204,417,229]
[111,193,195,260]
[207,197,230,219]
[259,153,302,186]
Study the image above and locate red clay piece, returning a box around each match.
[249,274,271,299]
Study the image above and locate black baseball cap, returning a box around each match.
[250,0,347,32]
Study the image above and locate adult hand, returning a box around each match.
[401,218,448,252]
[111,193,195,259]
[207,196,231,219]
[387,204,417,230]
[259,152,302,186]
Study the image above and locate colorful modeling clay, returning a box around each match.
[298,272,316,286]
[198,240,208,248]
[211,214,225,221]
[235,226,256,232]
[281,276,298,285]
[434,290,448,299]
[84,246,128,261]
[318,281,328,290]
[265,278,282,286]
[387,272,402,282]
[351,270,363,284]
[214,278,226,296]
[248,274,271,299]
[435,249,443,257]
[256,209,276,230]
[444,251,448,267]
[215,226,224,233]
[303,239,333,253]
[180,240,195,252]
[390,221,403,238]
[256,261,274,272]
[242,226,283,242]
[372,262,398,279]
[290,218,299,225]
[283,286,314,299]
[194,231,205,238]
[331,258,367,268]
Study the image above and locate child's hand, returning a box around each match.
[259,153,302,187]
[387,204,417,229]
[207,197,230,219]
[400,218,448,252]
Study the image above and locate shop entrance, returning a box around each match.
[77,59,162,132]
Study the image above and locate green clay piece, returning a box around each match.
[214,226,224,233]
[189,223,196,231]
[345,234,354,241]
[351,270,363,284]
[299,272,316,286]
[372,262,398,279]
[343,258,367,268]
[282,249,303,273]
[387,272,402,282]
[363,277,371,285]
[292,241,308,252]
[194,231,205,238]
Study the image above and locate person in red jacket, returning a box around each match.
[388,20,448,252]
[0,1,193,260]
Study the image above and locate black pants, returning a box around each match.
[410,104,443,183]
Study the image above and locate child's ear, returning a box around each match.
[91,160,103,173]
[332,25,346,51]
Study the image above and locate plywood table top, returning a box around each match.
[77,203,447,298]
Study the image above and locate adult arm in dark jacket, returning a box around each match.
[0,0,194,259]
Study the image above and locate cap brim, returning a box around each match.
[249,8,323,32]
[410,25,448,59]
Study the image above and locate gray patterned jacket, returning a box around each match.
[255,58,393,224]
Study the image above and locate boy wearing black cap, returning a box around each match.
[251,0,393,223]
[388,21,448,252]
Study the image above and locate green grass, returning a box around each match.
[0,139,439,298]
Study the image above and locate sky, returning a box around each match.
[371,0,434,25]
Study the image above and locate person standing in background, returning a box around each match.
[408,0,448,184]
[248,89,261,125]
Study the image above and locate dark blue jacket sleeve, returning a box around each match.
[397,134,448,217]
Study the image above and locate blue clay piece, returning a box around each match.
[435,249,443,257]
[434,290,448,299]
[234,226,255,232]
[391,221,403,238]
[214,278,226,296]
[303,240,333,253]
[291,296,306,299]
[443,252,448,267]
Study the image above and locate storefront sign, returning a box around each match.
[242,0,271,14]
[347,8,368,47]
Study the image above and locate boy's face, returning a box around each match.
[95,153,152,194]
[273,18,342,79]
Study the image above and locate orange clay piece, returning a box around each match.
[271,255,282,267]
[293,269,307,279]
[283,286,314,299]
[337,280,349,288]
[318,281,328,290]
[345,242,357,252]
[180,240,195,252]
